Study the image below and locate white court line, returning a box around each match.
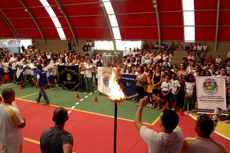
[80,99,84,102]
[75,102,79,105]
[189,114,230,140]
[1,83,13,87]
[85,96,88,98]
[71,106,75,109]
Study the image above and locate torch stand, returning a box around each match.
[114,102,118,153]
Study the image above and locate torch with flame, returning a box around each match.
[107,67,126,153]
[107,67,126,103]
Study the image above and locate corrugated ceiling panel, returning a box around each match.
[76,28,112,40]
[24,0,43,7]
[120,28,158,40]
[30,8,50,17]
[0,1,22,8]
[0,19,14,38]
[52,5,66,17]
[60,0,99,4]
[16,29,41,38]
[57,17,70,27]
[160,12,183,26]
[116,14,156,27]
[64,4,103,16]
[112,0,154,13]
[70,16,108,27]
[10,19,37,28]
[158,0,182,11]
[195,11,217,25]
[194,0,217,10]
[37,18,56,28]
[1,9,31,18]
[62,28,73,39]
[161,27,184,41]
[218,27,230,41]
[43,29,59,38]
[195,27,216,41]
[220,0,230,9]
[219,11,230,25]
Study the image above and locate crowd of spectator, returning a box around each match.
[0,41,229,152]
[0,41,229,118]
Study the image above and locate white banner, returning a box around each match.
[98,67,111,95]
[196,76,227,114]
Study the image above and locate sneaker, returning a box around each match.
[35,98,40,104]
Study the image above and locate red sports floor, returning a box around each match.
[15,99,230,152]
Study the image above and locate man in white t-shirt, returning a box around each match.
[0,88,26,153]
[134,96,183,153]
[181,114,227,153]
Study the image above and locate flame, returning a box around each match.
[107,67,126,103]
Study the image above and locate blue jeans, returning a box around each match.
[80,74,86,92]
[37,85,50,104]
[85,77,93,92]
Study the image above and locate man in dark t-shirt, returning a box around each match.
[40,107,73,153]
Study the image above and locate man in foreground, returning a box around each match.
[40,107,73,153]
[0,88,26,153]
[134,96,183,153]
[181,114,227,153]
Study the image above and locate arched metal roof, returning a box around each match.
[0,0,229,42]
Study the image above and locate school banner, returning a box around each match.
[58,65,79,90]
[98,67,111,95]
[196,76,227,114]
[119,74,138,98]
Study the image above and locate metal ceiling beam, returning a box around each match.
[0,10,17,38]
[19,0,46,45]
[55,0,78,46]
[152,0,161,47]
[214,0,220,52]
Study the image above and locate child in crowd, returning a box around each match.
[161,75,171,109]
[184,74,196,114]
[146,71,153,107]
[170,73,181,110]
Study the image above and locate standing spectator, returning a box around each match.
[0,88,26,153]
[40,107,73,153]
[136,65,147,101]
[79,56,86,92]
[36,64,50,105]
[181,114,227,153]
[171,73,181,110]
[134,97,183,153]
[184,74,195,114]
[161,75,171,109]
[84,59,93,93]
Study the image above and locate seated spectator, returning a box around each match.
[181,114,227,153]
[40,107,73,153]
[187,52,195,61]
[135,97,183,153]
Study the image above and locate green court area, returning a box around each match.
[0,83,161,124]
